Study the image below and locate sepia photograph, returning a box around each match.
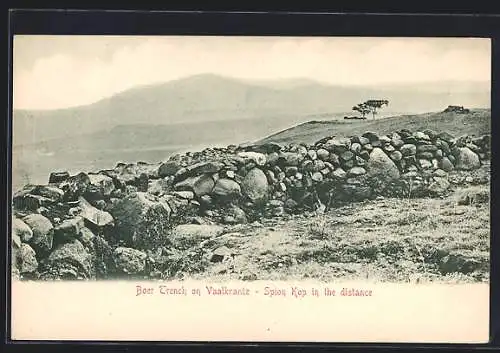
[9,34,491,342]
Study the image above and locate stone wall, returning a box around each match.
[11,128,491,280]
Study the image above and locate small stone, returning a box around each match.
[418,159,433,169]
[348,167,367,177]
[172,191,195,200]
[316,148,330,161]
[341,151,354,161]
[307,150,318,160]
[350,143,362,154]
[311,172,324,182]
[390,151,403,162]
[400,144,417,156]
[332,168,347,180]
[433,169,447,177]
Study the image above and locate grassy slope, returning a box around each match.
[258,109,491,145]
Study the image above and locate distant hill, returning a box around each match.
[12,74,490,147]
[257,109,492,146]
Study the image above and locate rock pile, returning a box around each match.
[11,129,491,280]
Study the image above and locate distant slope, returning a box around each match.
[13,74,490,146]
[257,109,491,146]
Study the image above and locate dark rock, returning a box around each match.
[158,160,182,178]
[53,216,85,246]
[108,192,171,248]
[41,239,93,280]
[49,171,70,184]
[176,161,225,181]
[362,131,379,142]
[112,247,147,276]
[417,145,438,153]
[417,152,434,160]
[359,150,370,161]
[285,166,299,177]
[266,152,280,166]
[340,151,354,161]
[60,172,91,201]
[439,251,486,275]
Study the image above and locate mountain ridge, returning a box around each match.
[13,74,490,147]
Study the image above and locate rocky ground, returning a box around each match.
[11,128,491,283]
[188,171,490,284]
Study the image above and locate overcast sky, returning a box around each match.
[13,36,491,110]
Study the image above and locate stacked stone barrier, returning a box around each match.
[11,128,491,280]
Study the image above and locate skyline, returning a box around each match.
[13,36,491,110]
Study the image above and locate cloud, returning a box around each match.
[12,36,491,110]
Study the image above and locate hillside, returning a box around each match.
[12,74,490,146]
[258,109,491,146]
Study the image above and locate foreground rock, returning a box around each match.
[109,192,171,249]
[40,239,93,280]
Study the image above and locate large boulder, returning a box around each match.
[53,216,85,246]
[108,192,171,249]
[86,174,115,198]
[30,185,65,202]
[22,214,54,258]
[112,247,147,276]
[158,160,182,178]
[241,168,269,204]
[454,147,481,170]
[40,239,93,280]
[366,148,400,182]
[212,178,241,198]
[79,197,114,228]
[174,174,215,197]
[12,186,56,211]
